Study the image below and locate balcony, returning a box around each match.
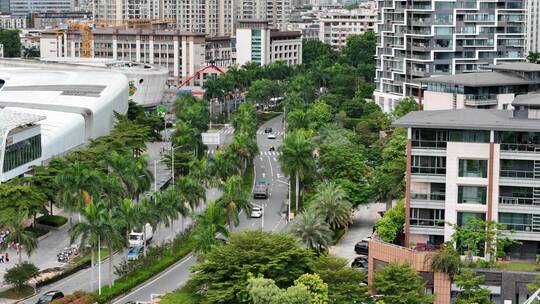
[463,94,498,106]
[500,170,535,179]
[412,139,447,149]
[411,192,446,201]
[499,196,536,205]
[411,166,446,175]
[500,143,540,153]
[410,218,445,227]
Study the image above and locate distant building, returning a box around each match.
[526,0,540,54]
[9,0,74,16]
[236,20,302,66]
[0,15,26,28]
[318,5,377,49]
[30,11,91,29]
[40,28,206,83]
[237,0,291,30]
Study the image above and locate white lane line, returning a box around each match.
[267,156,274,177]
[273,157,277,162]
[112,254,195,304]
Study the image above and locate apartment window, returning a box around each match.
[499,212,532,231]
[459,159,488,178]
[410,208,445,227]
[412,156,446,175]
[449,130,490,143]
[457,212,485,226]
[458,186,487,204]
[3,134,42,173]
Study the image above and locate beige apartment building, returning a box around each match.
[40,28,206,82]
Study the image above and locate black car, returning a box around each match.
[351,256,368,269]
[36,291,64,304]
[264,127,273,133]
[354,240,369,255]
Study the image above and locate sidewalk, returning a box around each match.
[330,203,383,263]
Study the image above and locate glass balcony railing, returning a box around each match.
[500,223,534,232]
[410,219,445,227]
[411,192,446,201]
[500,143,540,153]
[411,167,447,175]
[499,196,537,205]
[412,140,447,149]
[464,94,498,106]
[500,170,535,179]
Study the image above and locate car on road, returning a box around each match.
[265,127,273,133]
[127,246,143,261]
[267,133,276,139]
[251,206,263,218]
[253,179,269,199]
[351,255,368,270]
[354,239,369,255]
[36,291,64,304]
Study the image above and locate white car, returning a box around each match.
[251,206,263,218]
[267,133,276,139]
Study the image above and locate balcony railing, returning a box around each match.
[411,167,447,175]
[500,169,535,179]
[500,143,540,153]
[412,140,447,149]
[499,196,537,205]
[411,192,446,201]
[410,219,444,227]
[500,223,535,232]
[463,94,498,106]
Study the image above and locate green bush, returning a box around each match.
[37,215,68,227]
[4,262,39,290]
[24,226,49,238]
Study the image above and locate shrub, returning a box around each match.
[36,215,68,227]
[24,226,49,238]
[4,262,39,290]
[427,243,461,276]
[50,291,96,304]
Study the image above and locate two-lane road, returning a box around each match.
[111,114,288,304]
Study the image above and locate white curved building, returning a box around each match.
[0,58,168,107]
[0,68,128,182]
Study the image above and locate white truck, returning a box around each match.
[129,223,153,247]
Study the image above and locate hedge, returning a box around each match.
[94,233,195,303]
[36,215,68,227]
[24,226,49,238]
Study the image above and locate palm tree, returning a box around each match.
[527,52,540,63]
[191,201,229,258]
[279,130,315,212]
[188,158,209,186]
[138,198,161,256]
[55,162,103,223]
[229,132,258,174]
[290,209,333,252]
[207,150,241,184]
[217,175,251,229]
[155,188,181,234]
[69,202,111,291]
[113,199,139,247]
[103,152,138,198]
[311,181,353,229]
[1,210,38,264]
[233,103,257,136]
[286,110,309,131]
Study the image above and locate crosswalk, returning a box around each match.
[207,150,281,156]
[217,126,235,135]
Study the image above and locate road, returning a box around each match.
[111,114,288,304]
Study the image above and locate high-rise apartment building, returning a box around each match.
[9,0,74,16]
[237,0,291,30]
[318,5,377,49]
[163,0,234,36]
[526,0,540,53]
[374,0,526,113]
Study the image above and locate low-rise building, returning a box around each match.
[40,28,206,83]
[30,11,91,29]
[417,63,540,112]
[236,20,302,66]
[0,15,27,28]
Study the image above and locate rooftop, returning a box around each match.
[44,28,206,37]
[417,72,532,87]
[270,30,302,39]
[486,62,540,72]
[393,109,540,132]
[512,92,540,106]
[0,108,45,131]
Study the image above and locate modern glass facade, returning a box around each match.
[2,135,42,173]
[251,29,262,65]
[458,186,487,204]
[458,159,488,178]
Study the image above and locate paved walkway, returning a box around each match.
[330,203,383,263]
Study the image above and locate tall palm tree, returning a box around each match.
[290,209,333,252]
[138,198,161,256]
[113,199,139,247]
[311,181,353,229]
[191,201,229,258]
[207,150,241,184]
[132,156,153,200]
[69,202,111,291]
[279,130,315,212]
[1,210,38,264]
[103,152,138,198]
[229,132,258,174]
[156,188,181,234]
[188,158,209,186]
[217,175,251,229]
[55,162,103,223]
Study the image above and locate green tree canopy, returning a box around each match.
[453,269,492,304]
[375,200,405,244]
[4,262,39,290]
[0,29,21,57]
[373,262,434,304]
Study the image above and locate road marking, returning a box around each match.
[112,254,195,304]
[273,157,277,162]
[267,156,274,177]
[262,172,266,178]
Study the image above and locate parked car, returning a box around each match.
[264,127,273,133]
[36,291,64,304]
[267,133,276,139]
[354,239,369,255]
[251,206,263,218]
[351,255,368,270]
[127,246,143,261]
[253,179,269,199]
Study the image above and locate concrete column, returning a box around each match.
[487,130,495,221]
[112,35,118,60]
[136,35,141,62]
[405,127,412,246]
[70,41,75,57]
[189,40,195,83]
[181,38,187,78]
[149,36,154,64]
[174,36,180,80]
[433,272,451,304]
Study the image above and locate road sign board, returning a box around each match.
[202,132,220,145]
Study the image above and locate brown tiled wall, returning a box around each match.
[368,239,451,304]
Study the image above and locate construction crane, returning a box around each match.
[67,21,93,58]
